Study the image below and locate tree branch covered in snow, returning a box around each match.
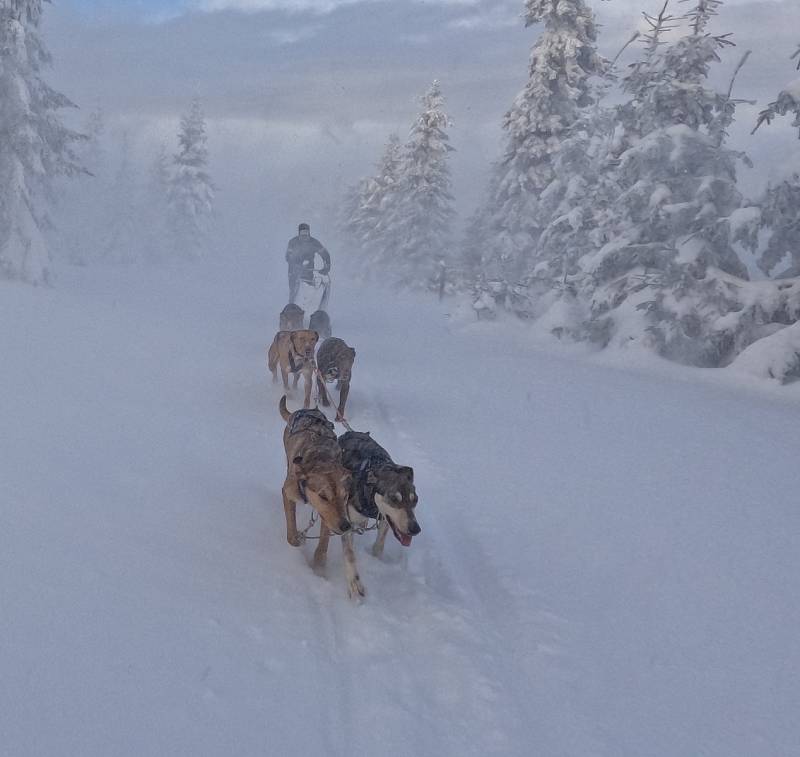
[0,0,85,283]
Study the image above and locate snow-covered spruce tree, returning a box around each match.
[339,132,403,273]
[167,99,214,255]
[381,81,455,286]
[750,44,800,278]
[470,0,607,286]
[578,0,775,366]
[0,0,83,283]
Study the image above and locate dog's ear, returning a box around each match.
[349,348,356,359]
[397,466,414,481]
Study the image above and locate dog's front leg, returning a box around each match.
[317,374,330,407]
[302,368,314,409]
[336,379,350,421]
[313,522,330,573]
[280,364,290,392]
[371,517,390,558]
[282,485,304,547]
[342,532,366,600]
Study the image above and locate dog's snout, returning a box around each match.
[339,520,352,534]
[409,521,421,536]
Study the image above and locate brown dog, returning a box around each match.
[316,337,356,422]
[268,329,319,408]
[279,397,364,598]
[280,303,305,331]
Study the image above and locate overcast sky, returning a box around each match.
[43,0,800,244]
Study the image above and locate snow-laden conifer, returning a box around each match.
[340,133,403,272]
[473,0,606,285]
[382,81,455,286]
[167,99,215,255]
[0,0,84,282]
[580,0,763,365]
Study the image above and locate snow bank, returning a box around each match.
[729,321,800,383]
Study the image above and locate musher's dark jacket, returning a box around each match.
[286,235,330,278]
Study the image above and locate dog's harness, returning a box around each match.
[288,408,335,439]
[288,348,313,375]
[351,456,391,521]
[289,409,335,507]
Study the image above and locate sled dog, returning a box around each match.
[268,329,319,409]
[316,337,356,422]
[279,303,305,331]
[308,309,332,340]
[279,397,365,598]
[338,431,420,557]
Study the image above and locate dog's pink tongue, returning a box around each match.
[399,533,412,547]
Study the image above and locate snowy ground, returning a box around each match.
[2,251,799,756]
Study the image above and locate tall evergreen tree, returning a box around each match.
[383,80,455,286]
[580,0,761,365]
[0,0,84,283]
[472,0,606,285]
[340,132,402,273]
[167,98,214,255]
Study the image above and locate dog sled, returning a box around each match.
[295,269,331,314]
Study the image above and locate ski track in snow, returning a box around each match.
[2,255,800,756]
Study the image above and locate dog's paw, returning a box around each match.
[312,553,327,573]
[287,533,306,547]
[348,575,366,601]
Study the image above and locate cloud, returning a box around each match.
[190,0,480,14]
[193,0,375,13]
[266,24,320,44]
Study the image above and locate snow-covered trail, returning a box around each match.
[2,251,799,756]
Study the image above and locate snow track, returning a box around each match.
[2,254,800,756]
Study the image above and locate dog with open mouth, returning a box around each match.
[279,396,369,598]
[338,431,420,558]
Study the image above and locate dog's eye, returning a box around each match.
[319,493,329,502]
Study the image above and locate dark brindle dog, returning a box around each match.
[316,337,356,422]
[279,303,305,331]
[308,310,331,340]
[339,430,420,558]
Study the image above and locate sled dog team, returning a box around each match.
[268,303,421,599]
